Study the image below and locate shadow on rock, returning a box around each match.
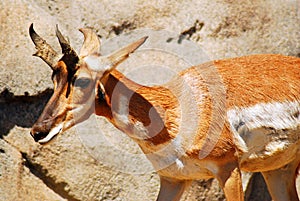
[0,88,53,137]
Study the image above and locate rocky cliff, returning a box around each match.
[0,0,299,200]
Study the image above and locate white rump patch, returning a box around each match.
[227,101,300,155]
[228,101,300,131]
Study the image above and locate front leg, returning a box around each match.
[221,166,244,201]
[216,161,244,201]
[156,176,192,201]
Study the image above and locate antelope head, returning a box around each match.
[29,24,147,143]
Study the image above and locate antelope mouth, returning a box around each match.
[38,124,63,144]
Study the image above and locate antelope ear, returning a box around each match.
[84,36,148,75]
[79,28,101,57]
[105,36,148,69]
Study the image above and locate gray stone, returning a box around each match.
[0,138,66,201]
[0,0,299,200]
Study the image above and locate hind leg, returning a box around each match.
[262,159,299,201]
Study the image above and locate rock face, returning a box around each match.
[0,0,299,201]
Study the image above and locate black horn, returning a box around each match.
[55,25,79,70]
[29,23,60,70]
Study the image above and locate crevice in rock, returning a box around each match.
[0,88,53,138]
[109,21,136,36]
[21,151,80,201]
[177,20,204,44]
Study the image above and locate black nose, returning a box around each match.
[30,131,48,142]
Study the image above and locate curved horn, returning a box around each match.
[55,25,79,69]
[79,28,101,57]
[29,23,60,70]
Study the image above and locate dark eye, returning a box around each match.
[74,78,91,89]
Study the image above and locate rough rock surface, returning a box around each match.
[0,0,299,201]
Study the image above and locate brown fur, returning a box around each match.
[96,54,300,162]
[214,54,300,107]
[30,25,300,201]
[98,70,180,149]
[92,54,300,201]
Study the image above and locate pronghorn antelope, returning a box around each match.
[29,24,300,201]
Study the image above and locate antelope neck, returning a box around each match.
[97,69,180,147]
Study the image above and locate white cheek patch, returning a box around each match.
[38,123,63,144]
